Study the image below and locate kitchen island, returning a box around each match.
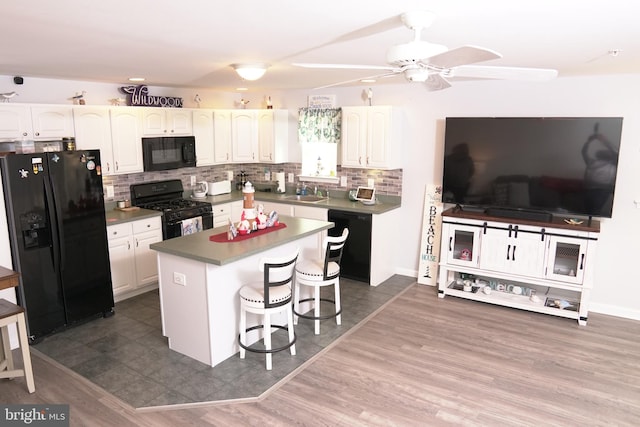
[150,216,333,367]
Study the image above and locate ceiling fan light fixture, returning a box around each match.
[386,41,448,66]
[403,68,432,83]
[231,63,269,81]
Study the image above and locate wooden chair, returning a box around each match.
[294,228,349,335]
[238,249,299,370]
[0,299,35,393]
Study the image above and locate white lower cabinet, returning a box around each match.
[438,209,599,325]
[107,216,162,301]
[213,201,244,228]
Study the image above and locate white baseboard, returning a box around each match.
[589,303,640,321]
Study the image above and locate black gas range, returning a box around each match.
[130,179,213,239]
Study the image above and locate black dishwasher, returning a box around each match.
[328,210,372,284]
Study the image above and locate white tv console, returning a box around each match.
[437,207,599,325]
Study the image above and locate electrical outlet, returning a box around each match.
[105,185,114,198]
[288,173,294,183]
[227,170,233,181]
[190,176,196,186]
[173,272,186,286]
[340,176,347,187]
[367,178,375,187]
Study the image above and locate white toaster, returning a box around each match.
[208,180,231,196]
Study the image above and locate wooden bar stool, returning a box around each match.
[0,298,35,393]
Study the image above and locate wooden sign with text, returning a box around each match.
[119,85,183,108]
[417,184,443,286]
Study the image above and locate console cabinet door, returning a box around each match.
[442,223,481,267]
[545,236,589,284]
[480,226,546,277]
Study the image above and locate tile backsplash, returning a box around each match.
[103,163,402,201]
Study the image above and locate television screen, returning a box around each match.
[442,117,624,218]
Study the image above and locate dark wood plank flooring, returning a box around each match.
[2,283,639,426]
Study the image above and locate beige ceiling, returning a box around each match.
[1,0,638,92]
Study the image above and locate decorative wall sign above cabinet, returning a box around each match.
[119,85,183,108]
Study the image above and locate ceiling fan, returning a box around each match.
[293,10,558,91]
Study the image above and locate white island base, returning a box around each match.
[152,217,330,367]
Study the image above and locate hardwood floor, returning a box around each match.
[2,282,640,426]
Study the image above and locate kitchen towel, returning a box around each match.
[181,216,203,236]
[275,172,286,193]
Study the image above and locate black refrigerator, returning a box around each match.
[1,150,114,341]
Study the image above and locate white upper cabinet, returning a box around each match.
[231,110,258,163]
[73,107,115,174]
[213,110,232,164]
[74,106,143,175]
[258,109,289,163]
[0,104,74,141]
[192,109,215,166]
[110,107,144,174]
[141,108,193,136]
[340,106,401,169]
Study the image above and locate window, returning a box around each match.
[298,108,341,182]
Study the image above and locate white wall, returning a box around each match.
[279,75,640,320]
[2,73,639,320]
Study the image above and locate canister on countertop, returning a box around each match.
[62,137,76,151]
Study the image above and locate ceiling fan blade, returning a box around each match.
[278,15,403,62]
[427,45,502,68]
[424,74,452,91]
[312,71,401,90]
[330,15,404,44]
[293,62,397,71]
[450,65,558,81]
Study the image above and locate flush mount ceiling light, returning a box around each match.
[231,63,269,81]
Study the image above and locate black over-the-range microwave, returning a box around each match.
[142,136,196,171]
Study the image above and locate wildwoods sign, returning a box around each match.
[119,85,183,107]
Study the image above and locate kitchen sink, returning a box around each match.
[283,195,328,203]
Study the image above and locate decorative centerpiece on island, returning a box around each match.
[226,183,280,240]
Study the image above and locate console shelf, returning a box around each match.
[438,208,599,325]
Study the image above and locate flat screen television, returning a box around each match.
[442,117,624,219]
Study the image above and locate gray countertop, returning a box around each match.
[103,189,400,226]
[150,215,333,265]
[197,190,401,214]
[105,207,162,226]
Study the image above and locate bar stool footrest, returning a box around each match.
[238,324,297,354]
[294,297,343,321]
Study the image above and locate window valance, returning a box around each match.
[298,107,342,143]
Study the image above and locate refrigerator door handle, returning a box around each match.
[43,175,64,271]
